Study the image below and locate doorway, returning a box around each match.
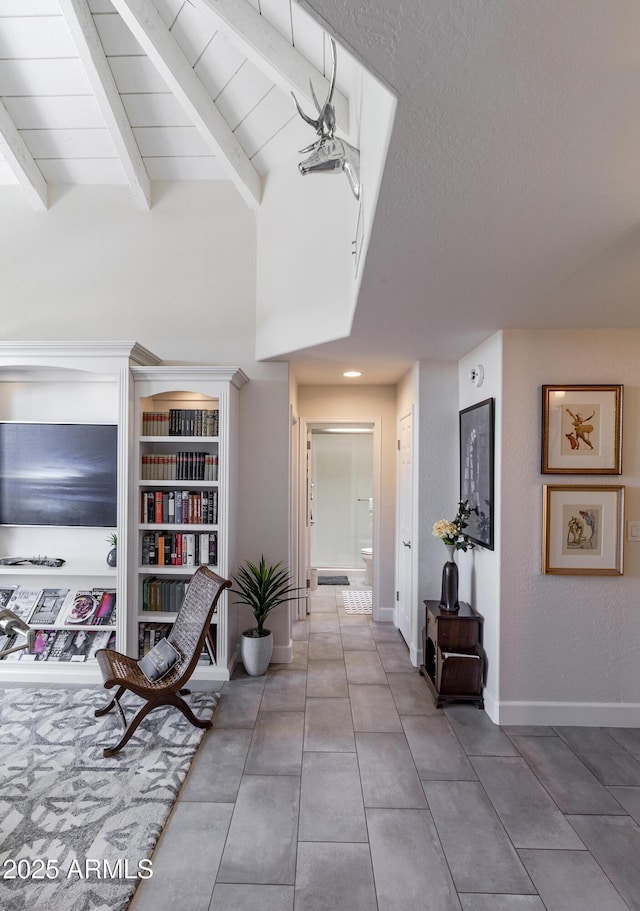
[299,418,382,619]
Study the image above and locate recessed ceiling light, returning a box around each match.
[342,371,361,378]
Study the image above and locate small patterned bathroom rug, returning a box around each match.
[342,590,372,614]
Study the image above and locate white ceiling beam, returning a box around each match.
[188,0,349,134]
[0,100,48,211]
[58,0,151,210]
[110,0,262,208]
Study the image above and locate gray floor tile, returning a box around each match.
[260,668,307,712]
[349,683,403,732]
[608,786,640,824]
[554,725,640,786]
[367,808,460,911]
[387,671,437,716]
[131,801,232,911]
[209,883,294,911]
[376,640,414,673]
[369,621,404,642]
[445,705,519,756]
[291,620,309,641]
[340,626,376,650]
[307,633,343,660]
[305,659,348,697]
[512,734,626,815]
[344,650,388,685]
[217,776,300,885]
[308,616,340,632]
[304,697,355,752]
[460,897,545,911]
[356,732,427,808]
[211,677,266,728]
[424,781,535,894]
[402,715,477,780]
[299,753,367,842]
[519,848,630,911]
[245,711,304,775]
[605,726,640,761]
[294,842,377,911]
[180,727,252,803]
[567,814,640,910]
[471,756,584,849]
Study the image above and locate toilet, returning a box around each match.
[361,547,373,586]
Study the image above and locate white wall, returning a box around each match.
[499,329,640,725]
[458,334,503,717]
[460,329,640,725]
[1,181,292,665]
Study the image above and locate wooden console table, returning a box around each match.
[419,600,484,709]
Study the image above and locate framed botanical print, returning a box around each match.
[459,398,494,550]
[542,484,624,575]
[541,385,623,474]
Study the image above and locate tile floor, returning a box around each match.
[130,579,640,911]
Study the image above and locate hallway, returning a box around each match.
[131,584,640,911]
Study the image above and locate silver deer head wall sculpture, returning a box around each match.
[292,38,361,201]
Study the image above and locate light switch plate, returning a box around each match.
[627,520,640,542]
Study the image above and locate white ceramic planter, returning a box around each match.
[241,629,273,676]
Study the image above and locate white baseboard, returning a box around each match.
[492,699,640,728]
[271,640,293,665]
[375,605,394,623]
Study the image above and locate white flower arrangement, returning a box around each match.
[432,500,474,552]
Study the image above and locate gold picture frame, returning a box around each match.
[541,384,623,474]
[542,484,624,575]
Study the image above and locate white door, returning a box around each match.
[397,412,414,646]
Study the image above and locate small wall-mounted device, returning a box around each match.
[469,365,485,387]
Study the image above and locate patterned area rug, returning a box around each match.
[342,590,372,614]
[0,686,218,911]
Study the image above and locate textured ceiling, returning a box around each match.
[289,0,640,383]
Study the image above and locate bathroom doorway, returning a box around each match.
[299,419,381,619]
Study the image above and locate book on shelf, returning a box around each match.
[24,629,57,661]
[58,629,93,662]
[7,588,42,623]
[28,588,70,626]
[58,590,99,626]
[87,629,113,660]
[0,585,18,609]
[93,590,117,625]
[141,452,218,482]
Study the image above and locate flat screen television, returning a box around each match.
[0,423,118,527]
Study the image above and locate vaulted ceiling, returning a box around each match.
[0,0,358,211]
[3,2,640,385]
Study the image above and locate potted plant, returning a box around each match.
[105,533,117,567]
[232,556,299,676]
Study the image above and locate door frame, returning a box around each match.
[297,416,382,620]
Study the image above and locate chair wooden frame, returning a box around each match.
[95,566,231,757]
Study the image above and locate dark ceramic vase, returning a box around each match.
[439,546,459,612]
[106,547,117,568]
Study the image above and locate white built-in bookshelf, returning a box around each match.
[132,366,247,681]
[0,344,247,684]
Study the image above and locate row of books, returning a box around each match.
[140,489,218,525]
[141,409,219,437]
[141,532,218,567]
[1,628,116,663]
[138,622,216,665]
[0,585,117,628]
[142,577,190,613]
[141,453,219,481]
